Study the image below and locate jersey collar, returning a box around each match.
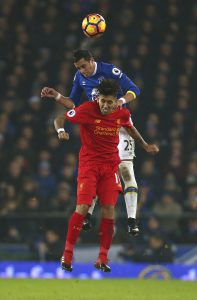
[92,62,97,76]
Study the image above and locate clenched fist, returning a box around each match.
[58,131,69,141]
[144,144,159,155]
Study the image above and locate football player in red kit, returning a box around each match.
[54,79,159,272]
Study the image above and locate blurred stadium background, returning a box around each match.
[0,0,197,281]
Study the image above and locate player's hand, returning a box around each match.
[41,87,59,99]
[144,144,159,155]
[58,131,69,141]
[117,99,124,108]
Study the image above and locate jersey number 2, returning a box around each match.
[124,140,133,151]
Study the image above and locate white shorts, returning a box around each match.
[118,127,135,160]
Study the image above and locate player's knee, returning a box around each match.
[76,204,89,216]
[101,205,115,219]
[119,165,131,181]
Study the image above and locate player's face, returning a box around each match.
[98,95,117,115]
[74,58,95,77]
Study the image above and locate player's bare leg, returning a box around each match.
[119,161,139,236]
[82,196,97,231]
[61,204,89,272]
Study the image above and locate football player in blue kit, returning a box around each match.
[41,49,140,235]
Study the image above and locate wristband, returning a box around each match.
[55,93,62,100]
[119,97,126,104]
[127,91,136,99]
[57,128,65,133]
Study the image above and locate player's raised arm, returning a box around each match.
[54,102,92,141]
[109,65,140,106]
[117,73,140,106]
[119,89,137,106]
[41,87,75,109]
[126,126,159,155]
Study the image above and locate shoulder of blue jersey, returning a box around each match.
[98,62,122,78]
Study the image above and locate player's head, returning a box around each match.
[73,49,95,77]
[97,79,119,115]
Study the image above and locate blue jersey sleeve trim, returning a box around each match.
[118,73,140,96]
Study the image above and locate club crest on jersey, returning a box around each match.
[95,119,101,123]
[98,76,105,83]
[67,109,76,117]
[91,88,100,100]
[79,183,84,189]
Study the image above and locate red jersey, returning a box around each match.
[65,101,132,165]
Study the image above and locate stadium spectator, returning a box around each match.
[38,229,62,261]
[153,193,182,240]
[119,234,174,263]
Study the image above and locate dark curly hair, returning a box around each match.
[97,79,119,97]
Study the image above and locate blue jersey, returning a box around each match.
[69,62,140,105]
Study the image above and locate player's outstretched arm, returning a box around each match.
[111,66,140,107]
[126,126,159,155]
[117,92,136,107]
[41,87,75,109]
[54,115,69,141]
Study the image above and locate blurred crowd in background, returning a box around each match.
[0,0,196,262]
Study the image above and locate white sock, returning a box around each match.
[124,187,138,219]
[88,196,98,215]
[119,161,138,219]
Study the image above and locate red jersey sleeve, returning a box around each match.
[64,101,91,124]
[120,108,133,128]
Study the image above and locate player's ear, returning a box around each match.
[114,99,118,108]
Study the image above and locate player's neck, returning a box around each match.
[91,62,97,76]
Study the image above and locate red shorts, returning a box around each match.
[77,163,122,206]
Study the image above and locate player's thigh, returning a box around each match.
[99,189,120,208]
[97,169,121,206]
[119,160,137,186]
[77,166,98,205]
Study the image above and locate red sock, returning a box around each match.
[64,211,84,257]
[99,218,114,261]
